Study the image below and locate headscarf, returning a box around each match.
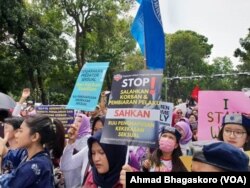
[76,113,91,138]
[175,121,192,145]
[87,130,127,188]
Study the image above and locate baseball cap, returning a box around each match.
[193,142,249,171]
[161,126,181,142]
[223,114,250,130]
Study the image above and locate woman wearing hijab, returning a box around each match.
[72,113,91,153]
[174,121,193,155]
[83,130,127,188]
[60,116,105,188]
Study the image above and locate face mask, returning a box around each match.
[159,137,176,153]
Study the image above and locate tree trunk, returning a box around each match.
[28,68,36,91]
[37,68,47,104]
[75,29,82,70]
[106,71,112,90]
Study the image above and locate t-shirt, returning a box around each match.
[149,158,172,172]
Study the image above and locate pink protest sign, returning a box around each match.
[198,91,250,140]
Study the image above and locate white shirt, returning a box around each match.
[60,143,89,188]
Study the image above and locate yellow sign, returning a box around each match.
[180,156,193,172]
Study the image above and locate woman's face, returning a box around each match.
[4,123,16,141]
[93,120,104,134]
[74,116,82,127]
[222,124,247,148]
[91,142,109,174]
[192,110,198,116]
[15,122,33,149]
[175,125,185,139]
[189,115,196,123]
[176,110,183,118]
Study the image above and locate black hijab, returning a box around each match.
[88,130,127,188]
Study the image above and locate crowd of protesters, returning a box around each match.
[0,88,249,188]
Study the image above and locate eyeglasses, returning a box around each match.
[177,112,182,114]
[224,129,246,138]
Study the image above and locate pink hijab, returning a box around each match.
[75,113,91,138]
[175,121,192,145]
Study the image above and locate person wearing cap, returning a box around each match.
[192,142,249,172]
[218,113,250,150]
[141,126,187,172]
[119,127,187,187]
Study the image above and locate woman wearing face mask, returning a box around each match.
[141,126,187,172]
[218,113,250,150]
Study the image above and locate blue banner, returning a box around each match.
[131,0,165,69]
[66,62,109,111]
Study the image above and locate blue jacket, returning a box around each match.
[0,150,54,188]
[2,148,27,174]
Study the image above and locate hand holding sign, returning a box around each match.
[120,164,134,188]
[142,159,152,170]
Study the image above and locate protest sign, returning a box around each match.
[36,105,75,135]
[101,70,163,147]
[198,91,250,140]
[67,62,109,111]
[159,101,173,126]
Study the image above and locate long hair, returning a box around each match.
[149,144,187,172]
[25,115,65,159]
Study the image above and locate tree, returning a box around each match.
[165,30,213,102]
[0,0,71,103]
[61,0,136,89]
[61,0,133,70]
[234,28,250,90]
[203,57,235,90]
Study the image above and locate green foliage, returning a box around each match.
[1,1,248,105]
[234,28,250,90]
[166,30,213,101]
[201,57,235,91]
[0,0,72,103]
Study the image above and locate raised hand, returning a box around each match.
[19,88,31,103]
[67,124,79,145]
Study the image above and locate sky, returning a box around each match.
[131,0,250,67]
